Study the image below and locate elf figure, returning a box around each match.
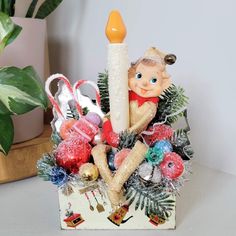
[103,47,176,147]
[128,47,176,134]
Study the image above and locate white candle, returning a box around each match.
[105,11,129,133]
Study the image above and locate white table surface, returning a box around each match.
[0,162,235,236]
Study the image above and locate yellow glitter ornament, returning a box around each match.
[79,163,99,182]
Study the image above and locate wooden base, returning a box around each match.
[0,125,53,184]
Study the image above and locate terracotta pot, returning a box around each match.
[0,17,47,143]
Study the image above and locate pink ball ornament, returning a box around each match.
[55,136,91,174]
[159,152,184,179]
[114,148,131,169]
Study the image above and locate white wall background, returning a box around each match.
[16,0,236,176]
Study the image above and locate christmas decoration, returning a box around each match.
[159,152,184,179]
[142,124,174,146]
[85,112,102,126]
[145,147,164,165]
[60,119,77,140]
[107,150,116,171]
[37,10,194,230]
[114,148,131,169]
[50,167,68,187]
[55,137,91,174]
[79,163,99,182]
[154,140,173,154]
[97,71,110,113]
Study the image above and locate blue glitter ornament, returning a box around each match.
[154,140,173,154]
[50,167,68,187]
[145,147,164,165]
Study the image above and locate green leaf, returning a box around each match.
[35,0,63,19]
[0,66,48,115]
[26,0,38,18]
[0,0,15,16]
[0,114,13,155]
[0,11,22,51]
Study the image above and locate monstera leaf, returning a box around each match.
[0,11,22,52]
[0,66,48,155]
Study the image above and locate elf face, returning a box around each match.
[128,61,170,98]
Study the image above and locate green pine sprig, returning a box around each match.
[118,130,138,151]
[125,183,175,219]
[37,153,56,181]
[97,71,110,113]
[153,84,188,124]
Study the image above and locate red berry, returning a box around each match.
[160,152,184,179]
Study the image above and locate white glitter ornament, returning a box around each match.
[138,162,162,184]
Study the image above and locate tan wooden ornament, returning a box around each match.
[92,141,148,208]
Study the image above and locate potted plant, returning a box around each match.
[0,0,63,144]
[0,12,48,155]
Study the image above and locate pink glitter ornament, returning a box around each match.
[55,137,91,174]
[59,119,77,140]
[143,124,174,146]
[114,148,131,169]
[159,152,184,179]
[60,117,99,142]
[71,117,99,142]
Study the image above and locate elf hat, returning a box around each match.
[144,47,177,65]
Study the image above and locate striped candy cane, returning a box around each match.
[73,80,101,109]
[45,74,83,119]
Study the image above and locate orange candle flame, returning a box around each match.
[105,10,127,43]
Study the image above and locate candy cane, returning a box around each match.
[45,74,83,119]
[73,80,101,108]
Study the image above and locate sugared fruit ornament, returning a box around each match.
[151,167,162,184]
[55,137,91,174]
[79,163,99,182]
[138,162,162,184]
[145,147,164,165]
[160,152,184,179]
[154,140,173,154]
[114,148,131,169]
[138,162,153,181]
[59,117,99,142]
[85,112,102,126]
[143,124,173,145]
[59,119,77,140]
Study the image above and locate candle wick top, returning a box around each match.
[105,10,127,43]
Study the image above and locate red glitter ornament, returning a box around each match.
[55,136,91,174]
[143,124,173,146]
[159,152,184,179]
[102,120,119,147]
